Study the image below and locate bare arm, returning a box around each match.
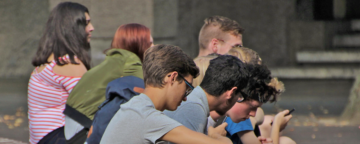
[270,110,292,144]
[237,130,262,144]
[239,117,272,144]
[160,125,232,144]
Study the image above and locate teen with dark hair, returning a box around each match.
[27,2,94,144]
[200,47,294,144]
[164,55,250,136]
[64,23,153,142]
[101,44,232,144]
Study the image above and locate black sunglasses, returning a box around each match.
[177,73,194,96]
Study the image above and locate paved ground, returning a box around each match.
[0,78,359,144]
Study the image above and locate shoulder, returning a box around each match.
[53,57,87,77]
[167,101,206,116]
[121,94,156,116]
[107,49,140,60]
[225,118,254,135]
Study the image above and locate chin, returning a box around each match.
[167,106,178,111]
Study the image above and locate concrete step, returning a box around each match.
[296,51,360,63]
[262,78,352,116]
[333,34,360,47]
[351,19,360,31]
[269,67,360,79]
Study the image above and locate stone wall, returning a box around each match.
[0,0,348,77]
[50,0,154,66]
[0,0,49,78]
[176,0,296,67]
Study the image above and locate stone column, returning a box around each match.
[0,0,49,78]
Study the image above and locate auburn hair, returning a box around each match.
[107,23,152,62]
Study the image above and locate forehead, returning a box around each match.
[225,33,242,43]
[246,100,262,108]
[85,12,90,19]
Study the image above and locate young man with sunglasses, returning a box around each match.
[164,55,250,135]
[100,44,232,144]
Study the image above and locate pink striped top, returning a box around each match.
[27,55,81,144]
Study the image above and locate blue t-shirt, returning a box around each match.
[225,117,253,144]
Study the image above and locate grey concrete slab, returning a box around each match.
[270,67,360,79]
[351,19,360,31]
[283,126,360,144]
[296,51,360,63]
[333,34,360,47]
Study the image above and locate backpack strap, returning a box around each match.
[63,104,92,129]
[66,128,88,144]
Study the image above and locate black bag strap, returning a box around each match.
[63,104,92,129]
[66,128,88,144]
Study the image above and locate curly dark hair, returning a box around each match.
[242,64,279,103]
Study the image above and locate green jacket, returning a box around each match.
[65,48,143,125]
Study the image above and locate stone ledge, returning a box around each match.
[351,19,360,31]
[269,67,360,79]
[296,51,360,63]
[333,34,360,47]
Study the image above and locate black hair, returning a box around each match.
[32,2,91,69]
[200,55,249,96]
[242,64,278,103]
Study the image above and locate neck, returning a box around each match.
[143,86,167,111]
[198,48,214,57]
[204,90,220,111]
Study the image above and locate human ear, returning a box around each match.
[226,87,238,99]
[165,71,178,85]
[210,38,218,53]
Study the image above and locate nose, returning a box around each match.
[182,97,187,101]
[89,23,94,32]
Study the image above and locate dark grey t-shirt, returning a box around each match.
[100,94,182,144]
[164,86,210,134]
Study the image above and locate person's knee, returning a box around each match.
[259,115,273,129]
[254,107,264,125]
[279,136,296,144]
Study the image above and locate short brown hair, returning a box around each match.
[143,44,199,88]
[199,15,244,49]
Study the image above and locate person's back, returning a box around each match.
[163,86,209,133]
[28,55,84,143]
[100,93,181,144]
[65,48,143,121]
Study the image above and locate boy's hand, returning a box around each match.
[208,122,228,137]
[208,122,232,144]
[273,110,292,131]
